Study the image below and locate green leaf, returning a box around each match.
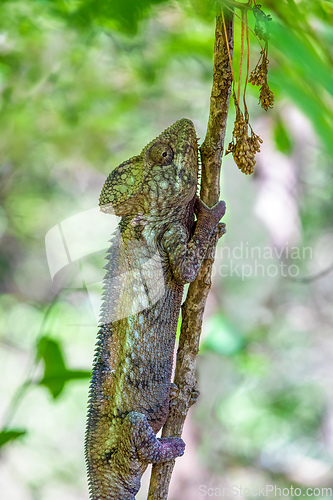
[37,337,67,398]
[271,22,333,96]
[40,369,91,387]
[269,21,333,157]
[37,336,90,398]
[37,336,67,374]
[272,72,333,156]
[0,429,26,449]
[274,119,293,155]
[320,0,333,15]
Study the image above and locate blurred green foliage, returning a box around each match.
[37,336,90,398]
[273,119,292,155]
[0,429,26,449]
[0,0,333,498]
[200,313,245,356]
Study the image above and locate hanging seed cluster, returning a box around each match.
[224,3,273,175]
[259,81,274,110]
[249,50,274,110]
[249,49,268,86]
[225,106,263,175]
[249,5,274,110]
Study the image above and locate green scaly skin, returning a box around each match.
[85,119,226,500]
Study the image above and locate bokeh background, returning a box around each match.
[1,1,333,499]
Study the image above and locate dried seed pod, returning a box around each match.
[259,82,274,110]
[249,50,268,87]
[225,106,262,175]
[249,50,274,111]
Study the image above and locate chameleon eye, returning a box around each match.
[148,143,174,165]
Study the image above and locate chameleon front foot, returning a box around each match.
[194,196,226,231]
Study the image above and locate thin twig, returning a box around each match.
[238,10,245,104]
[223,0,252,10]
[224,2,265,51]
[288,262,333,283]
[222,10,235,86]
[147,9,234,500]
[243,13,250,118]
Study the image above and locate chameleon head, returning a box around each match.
[99,118,198,216]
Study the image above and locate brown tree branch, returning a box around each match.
[147,9,234,500]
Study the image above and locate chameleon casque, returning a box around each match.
[85,118,226,500]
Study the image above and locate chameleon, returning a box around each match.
[85,118,226,500]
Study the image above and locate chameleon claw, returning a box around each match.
[217,222,226,238]
[189,387,200,407]
[169,383,179,400]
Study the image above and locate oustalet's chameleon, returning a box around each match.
[85,118,226,500]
